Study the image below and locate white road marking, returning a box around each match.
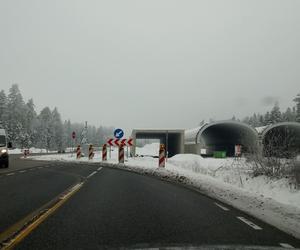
[37,167,43,169]
[214,202,230,211]
[279,243,294,248]
[6,173,15,176]
[19,170,26,173]
[97,167,102,171]
[237,216,262,230]
[87,171,97,179]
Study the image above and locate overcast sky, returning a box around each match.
[0,0,299,133]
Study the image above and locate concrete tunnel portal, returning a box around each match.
[185,121,258,157]
[130,129,185,157]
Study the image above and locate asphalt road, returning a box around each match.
[0,157,300,249]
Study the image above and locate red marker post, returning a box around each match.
[118,145,125,164]
[159,144,166,168]
[88,144,94,160]
[102,144,107,161]
[76,145,81,159]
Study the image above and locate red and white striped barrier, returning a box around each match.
[102,144,107,161]
[88,144,94,160]
[76,145,81,159]
[118,145,125,164]
[107,138,133,147]
[235,144,242,157]
[23,149,30,158]
[159,144,165,168]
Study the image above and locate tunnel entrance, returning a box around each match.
[199,122,258,157]
[131,129,184,157]
[262,123,300,158]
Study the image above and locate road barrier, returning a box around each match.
[76,145,81,159]
[102,144,107,161]
[118,145,124,164]
[23,149,30,158]
[159,144,166,168]
[88,144,94,160]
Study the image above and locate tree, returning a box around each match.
[264,112,272,125]
[51,108,64,151]
[37,107,53,151]
[0,90,7,128]
[293,93,300,122]
[6,84,27,146]
[270,102,282,124]
[282,107,295,122]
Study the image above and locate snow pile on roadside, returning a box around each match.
[135,143,159,156]
[9,148,57,154]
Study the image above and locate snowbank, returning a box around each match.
[9,148,57,154]
[27,143,300,239]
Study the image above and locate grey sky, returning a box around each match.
[1,0,299,133]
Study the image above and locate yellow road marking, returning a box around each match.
[1,182,83,250]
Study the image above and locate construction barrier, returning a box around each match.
[159,144,165,168]
[235,144,242,157]
[88,144,94,160]
[118,145,124,164]
[102,144,107,161]
[76,145,81,159]
[23,149,30,158]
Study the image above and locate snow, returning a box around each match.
[9,148,57,154]
[255,125,269,134]
[135,142,159,156]
[27,143,300,239]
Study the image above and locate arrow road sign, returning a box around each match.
[114,129,124,139]
[126,138,133,146]
[107,138,114,146]
[107,138,134,147]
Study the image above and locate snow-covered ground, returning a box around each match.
[27,143,300,239]
[9,147,58,154]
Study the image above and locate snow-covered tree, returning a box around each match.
[51,107,64,151]
[0,90,8,128]
[37,107,53,151]
[270,102,282,124]
[293,93,300,122]
[6,84,27,146]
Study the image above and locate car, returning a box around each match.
[0,128,12,168]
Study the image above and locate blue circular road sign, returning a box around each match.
[114,128,124,139]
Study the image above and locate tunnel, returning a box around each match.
[185,121,258,157]
[131,129,185,157]
[261,122,300,158]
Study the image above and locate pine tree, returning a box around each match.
[0,90,8,128]
[6,84,27,146]
[37,107,53,151]
[282,107,295,122]
[51,108,64,151]
[270,102,282,124]
[293,93,300,122]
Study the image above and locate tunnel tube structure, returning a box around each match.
[185,120,258,157]
[260,122,300,158]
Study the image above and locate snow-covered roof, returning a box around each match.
[0,129,6,136]
[255,125,269,134]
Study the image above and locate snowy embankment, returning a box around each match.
[27,143,300,239]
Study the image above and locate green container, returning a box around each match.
[213,151,226,158]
